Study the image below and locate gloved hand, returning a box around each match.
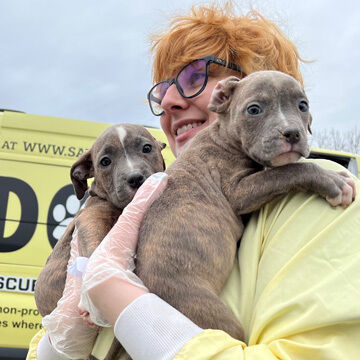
[80,172,168,327]
[42,231,99,360]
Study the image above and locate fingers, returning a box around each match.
[109,172,168,238]
[68,234,80,266]
[120,172,168,225]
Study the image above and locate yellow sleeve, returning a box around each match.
[26,328,46,360]
[174,159,360,359]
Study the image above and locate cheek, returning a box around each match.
[160,114,171,138]
[198,92,218,125]
[208,111,218,124]
[200,77,224,123]
[160,115,176,154]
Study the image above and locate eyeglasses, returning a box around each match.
[147,55,245,116]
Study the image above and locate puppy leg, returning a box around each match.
[35,220,75,316]
[151,283,244,341]
[76,203,121,257]
[176,287,244,341]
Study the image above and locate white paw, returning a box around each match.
[326,176,356,208]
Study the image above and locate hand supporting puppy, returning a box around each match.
[80,172,168,327]
[42,231,98,360]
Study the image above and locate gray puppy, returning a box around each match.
[135,71,355,341]
[35,123,166,317]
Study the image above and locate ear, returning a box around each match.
[307,114,313,134]
[161,158,166,171]
[157,140,166,150]
[155,139,167,171]
[208,76,241,114]
[70,150,94,200]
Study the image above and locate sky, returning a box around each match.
[0,0,359,141]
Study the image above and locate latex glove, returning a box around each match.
[42,231,98,360]
[80,172,168,327]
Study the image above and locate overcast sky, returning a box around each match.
[1,0,359,139]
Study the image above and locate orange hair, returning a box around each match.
[150,2,304,86]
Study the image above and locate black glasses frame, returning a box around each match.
[147,55,245,116]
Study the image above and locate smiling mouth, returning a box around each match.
[176,122,204,136]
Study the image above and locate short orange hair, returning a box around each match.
[150,3,304,86]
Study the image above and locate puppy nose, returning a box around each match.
[127,172,145,189]
[282,128,300,144]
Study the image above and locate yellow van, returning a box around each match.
[0,109,358,358]
[309,147,360,178]
[0,110,174,359]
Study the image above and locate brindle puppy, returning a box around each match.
[135,71,355,343]
[34,124,165,360]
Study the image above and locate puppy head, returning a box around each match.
[70,124,166,208]
[208,71,313,167]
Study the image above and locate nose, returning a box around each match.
[282,128,301,144]
[126,171,145,189]
[161,83,189,113]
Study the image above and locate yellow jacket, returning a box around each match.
[28,159,360,359]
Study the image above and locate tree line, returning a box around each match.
[311,126,360,155]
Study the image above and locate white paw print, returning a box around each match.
[52,195,85,240]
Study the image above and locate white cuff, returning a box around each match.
[114,293,203,360]
[37,332,70,360]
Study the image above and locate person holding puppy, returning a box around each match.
[29,3,360,360]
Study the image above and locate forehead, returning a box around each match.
[93,125,152,151]
[164,58,229,80]
[240,72,304,97]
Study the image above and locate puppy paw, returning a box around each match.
[325,171,356,208]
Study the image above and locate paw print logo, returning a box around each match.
[47,184,88,248]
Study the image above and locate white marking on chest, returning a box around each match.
[116,126,134,170]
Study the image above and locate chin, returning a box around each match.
[270,152,302,167]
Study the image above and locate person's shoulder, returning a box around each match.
[301,157,357,177]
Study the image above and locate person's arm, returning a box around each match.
[36,232,98,360]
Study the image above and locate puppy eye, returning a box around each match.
[247,104,262,115]
[142,144,152,153]
[100,157,111,166]
[299,100,308,112]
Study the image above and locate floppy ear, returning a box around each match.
[156,140,166,150]
[156,139,167,170]
[70,150,94,200]
[208,76,241,114]
[307,113,313,135]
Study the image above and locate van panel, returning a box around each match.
[0,263,42,349]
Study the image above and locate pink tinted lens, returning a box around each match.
[177,59,207,97]
[150,82,170,114]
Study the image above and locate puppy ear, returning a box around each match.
[307,114,313,134]
[208,76,241,114]
[70,150,94,200]
[157,140,166,150]
[155,139,167,170]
